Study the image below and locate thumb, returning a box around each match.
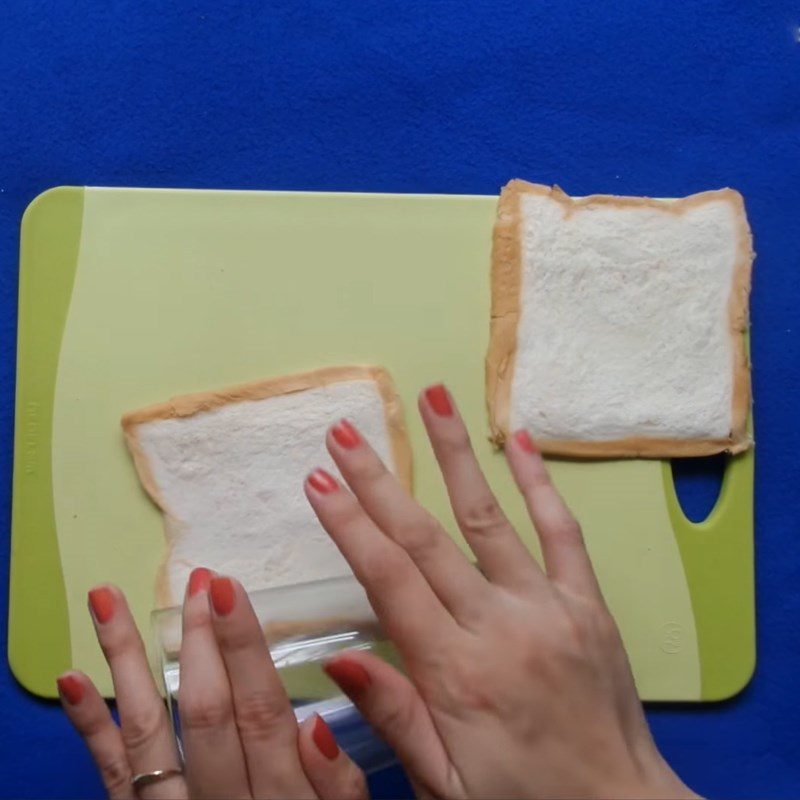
[323,650,462,799]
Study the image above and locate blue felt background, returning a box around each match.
[1,2,799,797]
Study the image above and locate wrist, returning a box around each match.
[631,754,701,800]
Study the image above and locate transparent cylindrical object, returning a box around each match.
[153,575,400,773]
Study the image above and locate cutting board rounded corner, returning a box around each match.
[8,648,61,701]
[22,186,84,231]
[702,647,756,703]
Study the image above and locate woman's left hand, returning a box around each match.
[57,576,367,799]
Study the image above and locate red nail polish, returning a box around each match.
[88,587,115,623]
[209,577,236,616]
[424,384,453,417]
[307,469,339,494]
[513,429,539,455]
[312,714,339,760]
[324,658,372,698]
[332,419,361,449]
[57,674,84,705]
[188,567,213,597]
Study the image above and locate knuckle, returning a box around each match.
[559,599,607,654]
[593,604,621,645]
[373,696,416,737]
[353,455,387,485]
[543,512,585,551]
[120,704,165,752]
[457,496,507,539]
[370,459,394,487]
[328,496,366,530]
[215,623,261,655]
[527,458,553,488]
[439,427,472,458]
[448,662,496,712]
[98,628,141,663]
[77,714,110,739]
[179,693,233,732]
[235,690,292,741]
[97,755,131,794]
[565,613,592,649]
[557,517,584,543]
[181,608,211,635]
[394,517,439,559]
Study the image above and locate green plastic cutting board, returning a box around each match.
[9,186,754,701]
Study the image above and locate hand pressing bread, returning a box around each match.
[60,384,698,799]
[308,384,698,799]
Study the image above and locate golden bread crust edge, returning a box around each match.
[485,180,754,458]
[122,365,413,607]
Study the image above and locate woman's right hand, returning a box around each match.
[306,384,698,800]
[58,382,698,800]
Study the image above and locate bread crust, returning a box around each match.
[122,365,412,606]
[486,180,753,458]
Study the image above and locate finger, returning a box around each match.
[208,576,315,799]
[297,715,369,800]
[505,431,603,599]
[57,671,135,799]
[178,568,251,800]
[88,585,186,800]
[326,418,488,621]
[305,470,459,654]
[419,384,544,591]
[323,651,459,800]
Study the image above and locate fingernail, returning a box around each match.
[307,468,339,494]
[331,419,361,449]
[324,657,372,698]
[209,577,236,616]
[514,429,539,455]
[312,714,339,760]
[56,674,84,705]
[88,587,115,623]
[188,567,213,597]
[424,384,453,417]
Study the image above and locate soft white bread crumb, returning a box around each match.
[487,181,753,457]
[123,367,410,606]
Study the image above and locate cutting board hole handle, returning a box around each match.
[670,454,728,523]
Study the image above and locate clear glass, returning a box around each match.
[153,575,400,773]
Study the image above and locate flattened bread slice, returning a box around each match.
[123,366,411,607]
[487,180,753,458]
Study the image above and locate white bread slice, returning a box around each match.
[487,181,753,458]
[122,366,411,607]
